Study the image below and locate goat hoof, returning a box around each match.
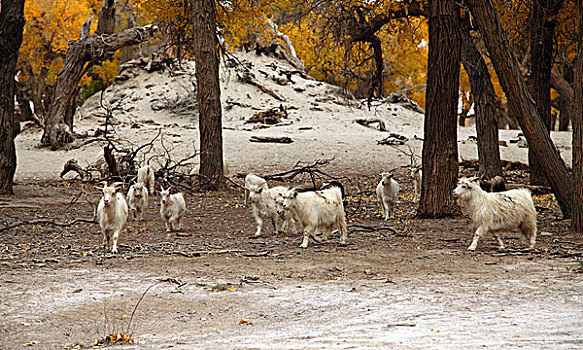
[467,246,476,251]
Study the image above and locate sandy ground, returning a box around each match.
[2,51,583,349]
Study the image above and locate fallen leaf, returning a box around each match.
[21,322,31,326]
[239,318,248,324]
[229,286,235,292]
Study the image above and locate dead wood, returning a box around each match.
[249,136,293,144]
[553,240,583,246]
[355,118,387,131]
[348,223,401,237]
[246,106,288,124]
[41,24,159,149]
[61,159,91,180]
[237,71,285,101]
[377,133,408,145]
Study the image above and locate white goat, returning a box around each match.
[280,186,347,248]
[248,184,291,237]
[244,173,267,204]
[137,165,156,195]
[97,182,128,254]
[376,172,399,220]
[127,182,149,221]
[411,167,422,202]
[160,187,186,233]
[454,177,537,251]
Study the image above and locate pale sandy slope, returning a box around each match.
[14,51,572,181]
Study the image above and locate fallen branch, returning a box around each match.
[377,133,408,145]
[249,136,293,144]
[355,118,387,131]
[553,240,583,247]
[237,71,285,101]
[246,106,288,124]
[348,223,400,237]
[61,159,92,180]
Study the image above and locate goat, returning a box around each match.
[376,172,399,220]
[248,184,291,237]
[244,173,267,204]
[137,165,156,195]
[97,182,128,254]
[160,186,186,233]
[127,182,149,221]
[454,177,537,251]
[280,186,347,248]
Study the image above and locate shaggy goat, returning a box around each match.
[127,182,149,221]
[160,187,186,233]
[280,186,347,248]
[454,177,537,251]
[376,172,399,219]
[248,184,291,237]
[244,173,267,204]
[97,182,128,254]
[137,165,156,195]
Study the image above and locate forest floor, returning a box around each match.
[2,51,583,349]
[1,170,582,349]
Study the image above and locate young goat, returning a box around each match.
[127,182,149,221]
[248,183,290,237]
[376,172,399,220]
[244,173,267,204]
[160,187,186,233]
[280,186,347,248]
[97,182,128,253]
[454,177,537,251]
[137,165,156,195]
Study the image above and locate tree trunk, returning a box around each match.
[190,0,224,190]
[421,0,461,217]
[460,16,502,177]
[571,0,583,231]
[96,0,116,35]
[466,0,573,217]
[370,34,384,99]
[0,0,26,195]
[551,68,574,131]
[527,0,563,186]
[40,23,158,149]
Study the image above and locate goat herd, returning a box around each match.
[96,164,539,254]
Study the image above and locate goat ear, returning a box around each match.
[293,191,298,198]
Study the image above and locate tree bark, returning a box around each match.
[40,24,158,149]
[421,0,461,217]
[551,68,574,131]
[0,0,26,195]
[96,0,116,35]
[571,0,583,231]
[527,0,564,186]
[190,0,225,190]
[466,0,573,217]
[460,15,502,177]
